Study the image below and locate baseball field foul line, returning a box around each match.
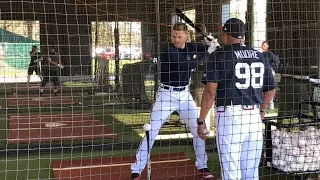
[9,134,118,141]
[10,119,101,125]
[10,113,93,118]
[52,158,191,171]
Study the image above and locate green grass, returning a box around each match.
[92,59,142,75]
[63,81,95,87]
[0,79,318,179]
[0,80,152,110]
[0,145,306,180]
[0,114,8,150]
[113,112,183,136]
[0,59,141,79]
[0,66,27,77]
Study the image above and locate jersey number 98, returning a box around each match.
[235,62,264,89]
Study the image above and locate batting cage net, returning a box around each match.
[0,0,319,179]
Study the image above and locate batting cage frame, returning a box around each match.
[0,0,320,180]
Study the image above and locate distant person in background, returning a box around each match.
[261,41,280,76]
[261,41,279,110]
[28,45,43,84]
[40,48,63,96]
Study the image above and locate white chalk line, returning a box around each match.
[9,124,108,130]
[8,102,74,106]
[52,158,191,171]
[10,119,101,125]
[8,134,118,142]
[10,113,93,118]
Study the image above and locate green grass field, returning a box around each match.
[0,79,319,180]
[0,145,310,180]
[92,59,142,76]
[0,104,316,179]
[0,59,141,82]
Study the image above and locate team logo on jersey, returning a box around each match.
[193,54,197,59]
[186,55,191,61]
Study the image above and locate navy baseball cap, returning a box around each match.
[219,18,245,39]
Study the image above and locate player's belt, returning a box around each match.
[160,84,186,91]
[216,105,259,112]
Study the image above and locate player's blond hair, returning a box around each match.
[172,23,188,32]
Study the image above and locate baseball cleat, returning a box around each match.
[131,173,141,180]
[197,168,215,179]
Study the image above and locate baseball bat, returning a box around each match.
[174,8,212,41]
[146,130,151,180]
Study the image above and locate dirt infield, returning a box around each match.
[12,84,56,91]
[7,95,74,107]
[7,113,118,144]
[51,152,215,180]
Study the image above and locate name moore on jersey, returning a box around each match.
[233,49,265,90]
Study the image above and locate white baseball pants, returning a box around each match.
[216,105,263,180]
[131,87,208,174]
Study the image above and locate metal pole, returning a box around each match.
[114,0,120,93]
[114,22,120,93]
[156,0,160,60]
[154,0,160,100]
[94,19,99,83]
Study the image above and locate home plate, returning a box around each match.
[32,97,42,101]
[45,122,67,128]
[7,113,118,144]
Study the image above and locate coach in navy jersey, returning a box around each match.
[197,18,276,180]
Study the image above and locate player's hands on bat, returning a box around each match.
[57,64,64,69]
[205,33,220,54]
[197,124,209,140]
[204,33,214,44]
[33,57,43,63]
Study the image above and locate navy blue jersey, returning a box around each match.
[202,43,276,106]
[50,52,60,65]
[30,51,41,66]
[160,43,207,87]
[262,50,280,71]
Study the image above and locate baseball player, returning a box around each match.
[27,46,43,84]
[130,23,219,180]
[261,40,280,76]
[198,18,276,180]
[40,48,63,96]
[261,40,279,109]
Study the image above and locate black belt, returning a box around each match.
[162,86,186,91]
